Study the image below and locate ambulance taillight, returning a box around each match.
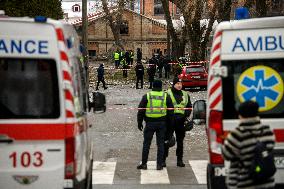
[65,137,76,179]
[208,110,224,164]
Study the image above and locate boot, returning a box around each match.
[137,164,147,170]
[177,160,185,167]
[177,158,185,167]
[156,164,163,170]
[161,161,166,167]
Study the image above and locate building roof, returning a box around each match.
[71,8,168,29]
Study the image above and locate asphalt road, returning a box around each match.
[89,82,208,189]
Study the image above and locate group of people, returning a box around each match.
[136,77,276,189]
[113,48,143,78]
[148,52,171,79]
[113,49,134,78]
[137,77,192,170]
[136,52,172,90]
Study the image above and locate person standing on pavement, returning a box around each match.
[157,52,164,78]
[137,79,174,170]
[114,50,120,69]
[121,57,128,78]
[164,55,171,79]
[96,64,107,90]
[125,50,131,66]
[147,54,157,89]
[135,61,144,89]
[163,77,192,167]
[130,50,134,66]
[222,101,275,189]
[137,48,142,62]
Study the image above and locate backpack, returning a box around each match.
[248,128,276,183]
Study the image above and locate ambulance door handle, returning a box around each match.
[0,135,14,143]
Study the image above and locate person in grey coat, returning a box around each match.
[222,101,275,189]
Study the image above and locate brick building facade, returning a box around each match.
[79,9,168,59]
[140,0,180,20]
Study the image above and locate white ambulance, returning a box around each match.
[193,16,284,188]
[0,16,105,189]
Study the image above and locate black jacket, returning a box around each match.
[97,65,104,78]
[222,117,275,189]
[137,88,174,125]
[137,50,142,61]
[135,64,144,77]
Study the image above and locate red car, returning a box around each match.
[178,65,208,89]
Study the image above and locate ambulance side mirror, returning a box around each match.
[89,92,106,113]
[192,100,206,125]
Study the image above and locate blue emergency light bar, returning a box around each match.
[235,7,250,20]
[34,16,47,23]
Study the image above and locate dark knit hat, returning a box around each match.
[238,101,259,118]
[173,77,182,86]
[153,79,162,89]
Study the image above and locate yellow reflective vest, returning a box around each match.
[114,52,120,60]
[146,91,167,118]
[167,89,188,114]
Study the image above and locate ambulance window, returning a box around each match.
[222,59,284,119]
[72,58,87,114]
[0,58,60,119]
[78,58,87,111]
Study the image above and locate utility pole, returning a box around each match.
[82,0,90,105]
[82,0,89,88]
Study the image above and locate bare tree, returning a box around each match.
[217,0,232,21]
[161,0,187,59]
[244,0,268,17]
[163,0,218,61]
[101,0,131,50]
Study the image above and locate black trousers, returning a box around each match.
[142,121,166,166]
[115,60,120,68]
[96,77,107,89]
[164,67,170,79]
[158,67,163,78]
[164,118,185,161]
[123,66,128,78]
[136,76,143,89]
[148,75,154,89]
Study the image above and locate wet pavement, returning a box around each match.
[88,78,208,188]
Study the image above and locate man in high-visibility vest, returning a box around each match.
[164,77,192,167]
[129,50,134,65]
[137,79,174,170]
[121,57,128,78]
[114,50,120,68]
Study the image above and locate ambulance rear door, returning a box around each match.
[0,19,66,189]
[221,27,284,185]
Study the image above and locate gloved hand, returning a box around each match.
[138,123,143,131]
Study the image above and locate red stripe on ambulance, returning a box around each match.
[0,123,76,140]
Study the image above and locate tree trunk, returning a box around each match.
[188,1,202,61]
[200,2,217,60]
[222,0,232,21]
[256,0,267,17]
[101,0,124,49]
[161,0,180,59]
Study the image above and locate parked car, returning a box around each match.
[178,65,208,89]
